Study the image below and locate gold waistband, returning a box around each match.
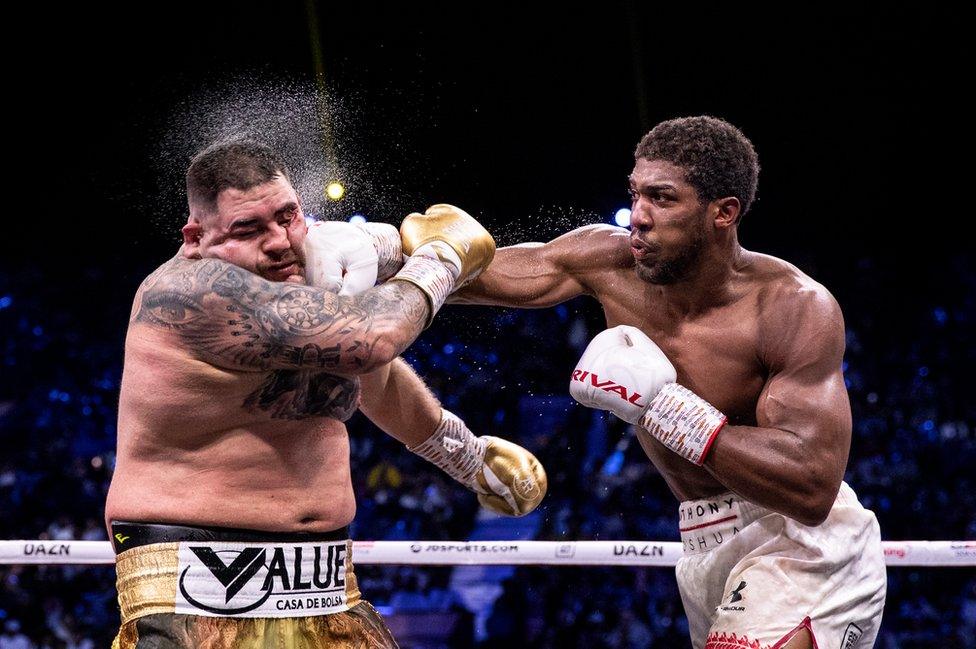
[115,540,361,625]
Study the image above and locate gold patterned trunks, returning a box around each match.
[110,521,398,648]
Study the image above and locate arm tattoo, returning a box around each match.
[132,257,428,372]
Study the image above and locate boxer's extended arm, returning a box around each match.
[131,256,428,374]
[453,225,626,307]
[358,358,441,445]
[702,289,851,526]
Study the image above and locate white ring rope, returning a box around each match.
[2,540,973,567]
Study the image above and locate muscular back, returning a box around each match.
[107,254,429,532]
[460,225,849,505]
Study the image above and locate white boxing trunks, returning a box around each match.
[675,482,886,649]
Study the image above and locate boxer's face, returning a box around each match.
[627,158,709,284]
[184,174,308,283]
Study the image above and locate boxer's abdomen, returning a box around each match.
[107,338,358,534]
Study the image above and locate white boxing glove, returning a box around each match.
[304,221,403,295]
[570,325,727,466]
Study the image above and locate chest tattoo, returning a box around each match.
[242,370,361,421]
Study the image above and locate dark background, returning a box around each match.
[12,1,972,268]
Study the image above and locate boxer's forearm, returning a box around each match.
[133,256,430,374]
[358,358,442,446]
[452,244,587,307]
[702,424,843,526]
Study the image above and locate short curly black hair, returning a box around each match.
[186,139,291,213]
[634,116,759,218]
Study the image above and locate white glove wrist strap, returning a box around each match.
[638,383,727,466]
[408,409,487,490]
[358,223,403,282]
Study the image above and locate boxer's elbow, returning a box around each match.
[793,472,839,527]
[359,326,410,373]
[793,499,832,527]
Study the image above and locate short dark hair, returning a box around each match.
[634,116,759,218]
[186,139,290,213]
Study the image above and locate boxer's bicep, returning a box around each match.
[454,226,616,307]
[705,289,851,525]
[755,289,851,496]
[132,258,428,374]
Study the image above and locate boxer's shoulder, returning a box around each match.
[747,252,835,306]
[747,251,844,358]
[129,255,240,327]
[135,255,233,297]
[553,224,633,271]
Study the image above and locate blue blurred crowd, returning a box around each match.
[1,252,974,648]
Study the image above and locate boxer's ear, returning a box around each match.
[712,197,741,229]
[182,221,203,258]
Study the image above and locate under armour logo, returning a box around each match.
[729,581,747,603]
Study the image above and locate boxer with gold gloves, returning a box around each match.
[106,139,545,648]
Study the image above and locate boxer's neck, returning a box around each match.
[653,234,744,316]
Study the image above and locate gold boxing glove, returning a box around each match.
[409,409,547,516]
[399,204,496,287]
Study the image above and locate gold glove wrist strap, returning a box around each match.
[389,256,455,326]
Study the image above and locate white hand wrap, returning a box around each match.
[571,325,727,466]
[408,409,488,488]
[639,383,727,466]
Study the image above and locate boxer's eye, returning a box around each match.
[141,292,205,330]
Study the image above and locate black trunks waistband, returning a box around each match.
[110,520,350,554]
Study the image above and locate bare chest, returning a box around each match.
[123,335,361,424]
[597,283,766,425]
[240,368,361,422]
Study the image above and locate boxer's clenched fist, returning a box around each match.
[392,204,496,326]
[399,204,495,288]
[570,326,727,466]
[570,325,677,424]
[304,221,403,295]
[304,221,377,294]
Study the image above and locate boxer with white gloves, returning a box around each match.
[456,117,885,649]
[570,325,726,466]
[306,204,495,325]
